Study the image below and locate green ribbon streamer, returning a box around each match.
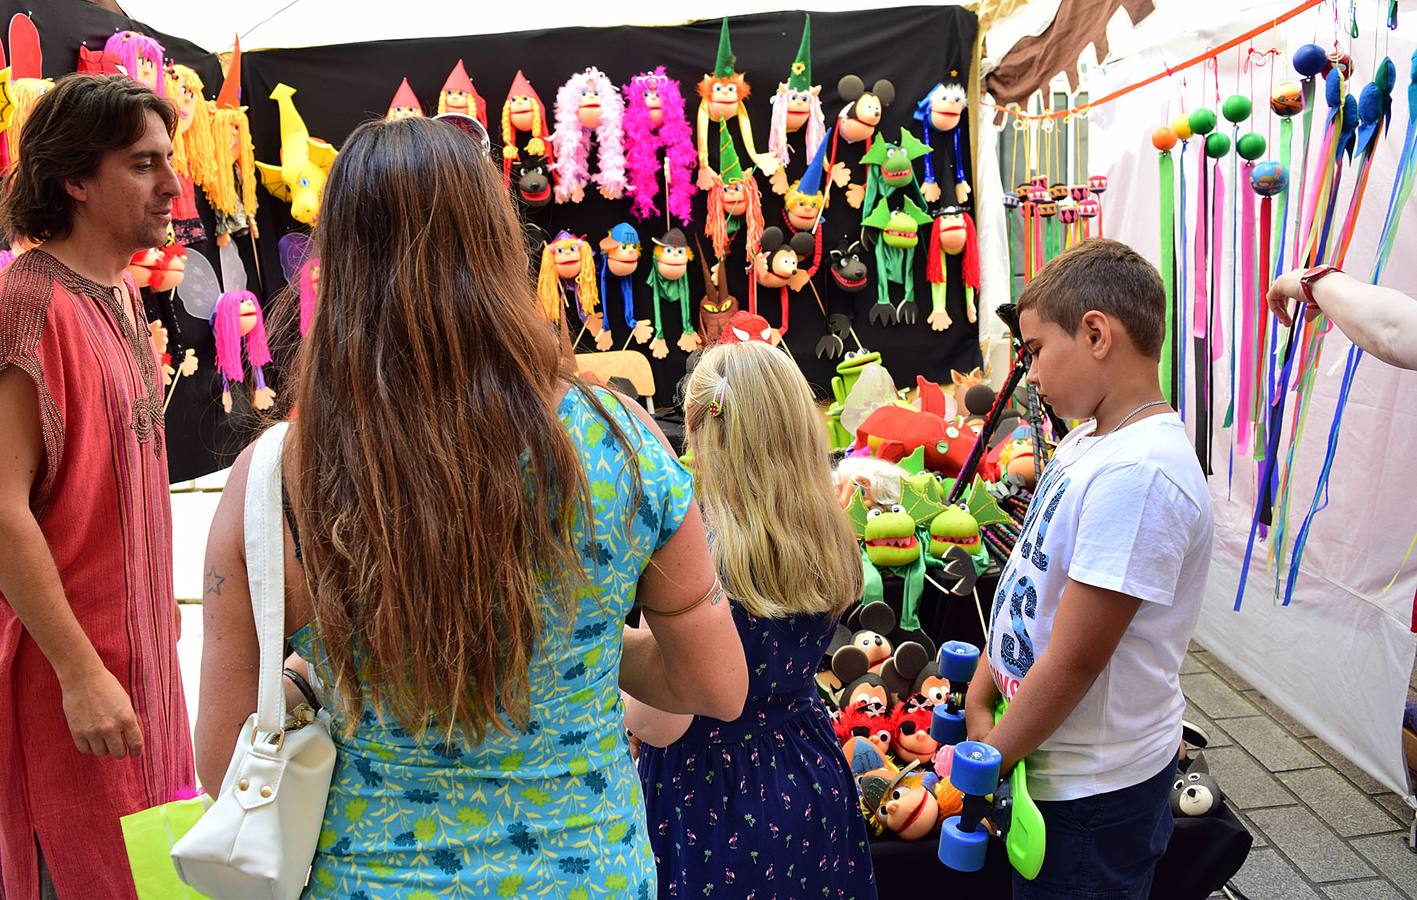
[861,545,883,604]
[1159,150,1176,403]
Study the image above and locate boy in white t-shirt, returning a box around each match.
[966,239,1214,898]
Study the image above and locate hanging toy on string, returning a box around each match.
[438,60,488,126]
[623,67,698,226]
[861,198,932,326]
[385,77,423,120]
[645,228,699,357]
[1287,43,1327,269]
[1153,124,1179,403]
[851,127,929,213]
[752,226,815,338]
[278,232,320,338]
[551,67,626,203]
[1087,174,1109,235]
[255,84,337,226]
[833,75,896,199]
[697,247,741,346]
[915,77,971,205]
[164,65,215,247]
[1186,105,1220,473]
[537,231,610,351]
[925,205,978,331]
[500,70,554,192]
[696,17,780,192]
[178,245,274,414]
[104,30,165,95]
[817,238,869,358]
[1219,91,1252,479]
[704,125,764,262]
[205,37,260,245]
[767,13,825,193]
[598,222,647,344]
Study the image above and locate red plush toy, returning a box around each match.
[834,699,896,760]
[854,376,980,476]
[718,310,775,345]
[890,696,941,764]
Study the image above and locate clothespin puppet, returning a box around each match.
[925,205,978,331]
[278,232,319,337]
[704,124,763,261]
[104,30,164,95]
[386,78,423,120]
[255,84,336,226]
[815,237,868,359]
[861,197,932,326]
[915,76,971,206]
[767,14,825,193]
[2,14,52,167]
[831,75,896,199]
[501,70,553,191]
[623,67,698,225]
[438,60,488,127]
[695,17,780,192]
[537,231,610,350]
[697,246,740,346]
[551,67,626,203]
[160,64,213,246]
[205,36,260,244]
[852,127,930,213]
[177,244,274,414]
[598,222,647,342]
[751,226,814,337]
[645,228,698,357]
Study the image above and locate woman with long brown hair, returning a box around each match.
[194,116,746,896]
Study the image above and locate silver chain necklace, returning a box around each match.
[1099,400,1171,437]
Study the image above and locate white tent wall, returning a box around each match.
[1081,0,1417,802]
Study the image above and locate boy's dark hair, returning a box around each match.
[1016,238,1166,358]
[2,73,176,242]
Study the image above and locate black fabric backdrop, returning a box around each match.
[5,5,978,479]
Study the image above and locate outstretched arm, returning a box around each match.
[1268,268,1417,370]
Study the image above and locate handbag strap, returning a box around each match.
[244,421,291,738]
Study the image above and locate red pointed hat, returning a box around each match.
[387,77,422,114]
[215,35,242,109]
[506,69,537,102]
[442,59,473,95]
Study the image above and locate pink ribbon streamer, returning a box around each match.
[1210,160,1226,361]
[1237,162,1258,456]
[1193,154,1209,338]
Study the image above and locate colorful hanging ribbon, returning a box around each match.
[1159,143,1177,403]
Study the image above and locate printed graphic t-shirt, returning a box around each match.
[986,412,1214,801]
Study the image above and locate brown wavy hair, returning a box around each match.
[289,116,627,741]
[1,73,175,242]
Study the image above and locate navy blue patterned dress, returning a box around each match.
[637,604,877,899]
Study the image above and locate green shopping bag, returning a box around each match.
[119,795,212,899]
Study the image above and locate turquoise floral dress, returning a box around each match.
[289,388,693,898]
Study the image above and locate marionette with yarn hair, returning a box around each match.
[104,30,165,96]
[204,38,259,244]
[767,15,825,180]
[438,60,488,126]
[696,17,780,192]
[914,79,971,206]
[501,70,553,190]
[4,15,52,168]
[925,205,978,330]
[551,67,626,203]
[164,64,216,245]
[537,231,610,350]
[177,245,273,414]
[623,67,698,225]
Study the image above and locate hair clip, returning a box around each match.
[707,378,729,417]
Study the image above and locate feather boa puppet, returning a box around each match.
[767,14,826,173]
[623,67,698,225]
[104,30,165,96]
[551,67,626,203]
[501,70,553,191]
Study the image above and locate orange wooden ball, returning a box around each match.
[1152,126,1179,151]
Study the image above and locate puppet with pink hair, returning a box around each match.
[278,232,319,338]
[550,67,626,203]
[212,291,274,413]
[103,30,165,96]
[767,15,825,175]
[622,67,697,226]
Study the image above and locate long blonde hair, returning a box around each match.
[684,342,862,617]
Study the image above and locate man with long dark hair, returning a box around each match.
[0,74,193,899]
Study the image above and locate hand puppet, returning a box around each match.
[164,64,214,245]
[717,310,775,345]
[177,245,274,414]
[854,375,979,477]
[750,226,813,337]
[205,37,260,243]
[385,77,423,120]
[854,127,930,213]
[844,479,947,630]
[255,83,337,225]
[705,128,763,260]
[128,244,187,292]
[537,231,610,350]
[598,222,647,341]
[696,17,780,192]
[551,67,625,203]
[831,75,896,203]
[827,348,884,448]
[623,67,698,225]
[645,228,698,356]
[767,14,825,172]
[861,197,933,325]
[815,238,868,360]
[696,250,740,346]
[438,60,488,126]
[514,154,553,207]
[104,30,164,95]
[500,70,553,190]
[925,205,979,330]
[914,79,971,205]
[860,760,944,841]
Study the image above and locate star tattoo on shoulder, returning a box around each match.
[205,566,225,597]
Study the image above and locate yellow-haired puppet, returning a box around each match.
[164,64,218,245]
[204,37,259,243]
[500,70,552,191]
[536,231,610,350]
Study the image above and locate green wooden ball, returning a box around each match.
[1222,94,1253,123]
[1205,132,1231,158]
[1237,132,1267,160]
[1189,108,1218,135]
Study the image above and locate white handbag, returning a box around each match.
[171,422,336,899]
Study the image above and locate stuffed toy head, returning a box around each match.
[864,504,922,567]
[600,223,641,276]
[830,238,869,292]
[832,455,905,510]
[891,699,940,763]
[929,506,981,558]
[516,155,553,207]
[501,70,551,166]
[386,78,423,120]
[830,602,896,681]
[1171,755,1224,817]
[128,245,187,292]
[861,760,939,841]
[551,67,626,203]
[837,75,895,143]
[861,129,930,191]
[104,30,165,96]
[438,60,488,126]
[696,248,739,343]
[834,699,895,759]
[880,641,945,706]
[919,81,967,133]
[624,68,698,225]
[862,198,932,250]
[165,64,215,185]
[211,290,271,381]
[698,18,751,123]
[753,227,814,288]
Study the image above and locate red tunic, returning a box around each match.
[0,249,193,899]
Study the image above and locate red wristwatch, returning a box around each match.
[1299,265,1340,304]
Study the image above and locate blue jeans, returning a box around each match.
[1013,755,1177,899]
